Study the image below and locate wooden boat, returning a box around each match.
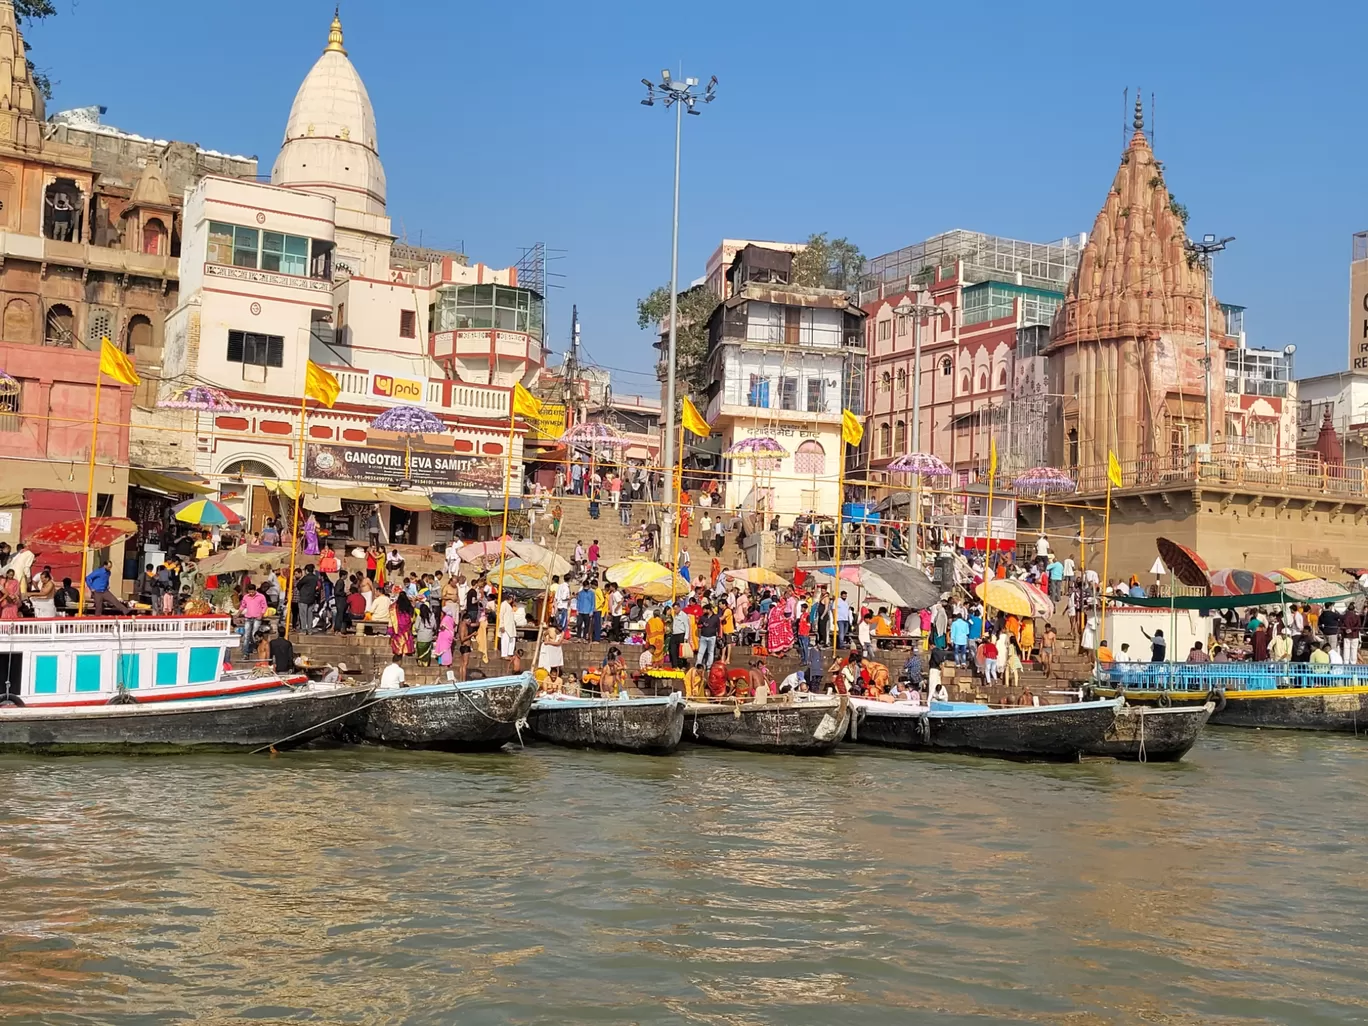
[850,696,1122,760]
[1081,701,1214,761]
[0,613,373,752]
[1092,663,1368,733]
[683,695,850,754]
[343,672,539,750]
[529,692,686,754]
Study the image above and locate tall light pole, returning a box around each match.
[1187,233,1234,448]
[641,70,716,506]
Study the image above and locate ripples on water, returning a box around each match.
[1,729,1366,1025]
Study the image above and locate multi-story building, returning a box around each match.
[142,12,546,545]
[859,231,1082,483]
[703,244,864,521]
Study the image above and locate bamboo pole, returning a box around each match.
[283,391,308,639]
[495,405,518,618]
[670,419,684,603]
[982,446,996,623]
[1100,474,1113,632]
[76,371,104,618]
[831,440,846,654]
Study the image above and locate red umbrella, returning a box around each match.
[1208,568,1278,597]
[27,517,138,552]
[1156,537,1211,590]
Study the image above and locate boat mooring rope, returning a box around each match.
[250,686,383,755]
[1137,707,1147,764]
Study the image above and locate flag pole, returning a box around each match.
[1100,472,1113,631]
[670,418,684,603]
[76,370,104,618]
[982,443,996,624]
[284,390,309,640]
[831,436,846,655]
[495,399,518,626]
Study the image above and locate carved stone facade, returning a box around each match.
[1047,98,1229,473]
[0,0,255,410]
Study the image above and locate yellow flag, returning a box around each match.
[989,438,998,479]
[512,382,543,420]
[98,337,140,386]
[841,408,864,447]
[681,397,710,438]
[304,360,340,408]
[1107,449,1123,489]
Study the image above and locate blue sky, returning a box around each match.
[26,0,1368,392]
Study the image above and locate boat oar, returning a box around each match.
[249,685,384,755]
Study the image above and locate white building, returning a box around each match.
[147,13,545,544]
[704,245,865,523]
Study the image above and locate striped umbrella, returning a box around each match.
[1208,568,1278,597]
[172,497,243,527]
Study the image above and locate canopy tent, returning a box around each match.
[270,480,433,511]
[1111,589,1356,611]
[128,468,215,495]
[429,491,523,515]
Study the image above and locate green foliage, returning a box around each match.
[1169,199,1190,226]
[636,283,720,405]
[791,232,865,291]
[15,0,55,100]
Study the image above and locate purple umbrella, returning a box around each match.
[724,436,790,459]
[1010,467,1076,495]
[889,452,951,476]
[157,384,240,412]
[371,404,445,436]
[562,422,628,448]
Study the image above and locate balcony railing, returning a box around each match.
[1070,446,1366,497]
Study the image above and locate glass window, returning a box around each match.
[232,225,259,268]
[261,231,310,275]
[207,222,235,265]
[226,329,285,368]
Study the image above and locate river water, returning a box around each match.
[1,730,1365,1025]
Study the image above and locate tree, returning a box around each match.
[636,283,721,408]
[791,232,866,292]
[15,1,56,100]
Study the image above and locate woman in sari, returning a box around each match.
[0,569,19,619]
[765,601,795,656]
[435,611,456,667]
[302,513,320,556]
[645,608,666,661]
[388,592,416,658]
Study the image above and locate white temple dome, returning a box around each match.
[270,12,387,216]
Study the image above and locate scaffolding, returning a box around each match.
[861,229,1086,300]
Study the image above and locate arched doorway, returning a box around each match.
[44,303,74,347]
[795,439,826,514]
[3,299,33,343]
[126,314,153,354]
[43,179,83,242]
[142,218,166,256]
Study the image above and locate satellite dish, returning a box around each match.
[1150,556,1168,576]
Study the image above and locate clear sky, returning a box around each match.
[25,0,1368,392]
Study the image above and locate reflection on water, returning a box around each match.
[1,730,1366,1025]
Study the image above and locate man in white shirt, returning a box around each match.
[445,538,464,575]
[380,655,407,688]
[1062,556,1075,580]
[553,575,571,630]
[8,543,34,595]
[498,596,517,658]
[1035,535,1049,562]
[1084,567,1100,588]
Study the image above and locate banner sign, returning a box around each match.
[372,374,424,402]
[306,443,503,489]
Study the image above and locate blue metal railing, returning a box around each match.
[1097,663,1368,692]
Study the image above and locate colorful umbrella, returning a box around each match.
[975,577,1053,618]
[889,452,952,476]
[605,557,690,594]
[0,371,20,397]
[157,385,240,412]
[1279,577,1356,602]
[724,436,790,459]
[1010,467,1076,494]
[1268,567,1319,584]
[27,517,137,552]
[487,558,553,590]
[172,497,242,527]
[371,404,445,436]
[723,566,789,587]
[1156,537,1211,590]
[562,422,628,448]
[1208,568,1278,597]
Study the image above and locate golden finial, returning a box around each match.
[325,6,346,55]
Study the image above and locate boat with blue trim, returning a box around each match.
[0,616,373,753]
[529,692,686,754]
[343,672,539,750]
[851,696,1123,760]
[1092,663,1368,733]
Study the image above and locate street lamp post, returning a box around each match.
[1186,233,1234,449]
[641,70,716,508]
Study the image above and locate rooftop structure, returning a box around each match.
[862,229,1086,300]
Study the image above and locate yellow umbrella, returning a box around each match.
[488,558,552,590]
[724,567,789,587]
[605,557,691,596]
[974,579,1036,618]
[1269,567,1318,583]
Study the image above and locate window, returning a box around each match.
[895,314,907,337]
[941,358,953,376]
[795,440,826,475]
[87,308,112,347]
[780,375,798,411]
[998,367,1008,388]
[399,310,416,338]
[226,329,285,368]
[978,372,987,391]
[895,420,907,453]
[877,320,891,342]
[0,382,20,431]
[747,375,770,407]
[806,377,825,412]
[261,231,309,275]
[961,373,970,394]
[232,225,259,267]
[896,368,907,392]
[45,304,74,347]
[879,371,892,393]
[879,423,892,457]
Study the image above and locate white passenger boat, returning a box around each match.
[0,616,373,753]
